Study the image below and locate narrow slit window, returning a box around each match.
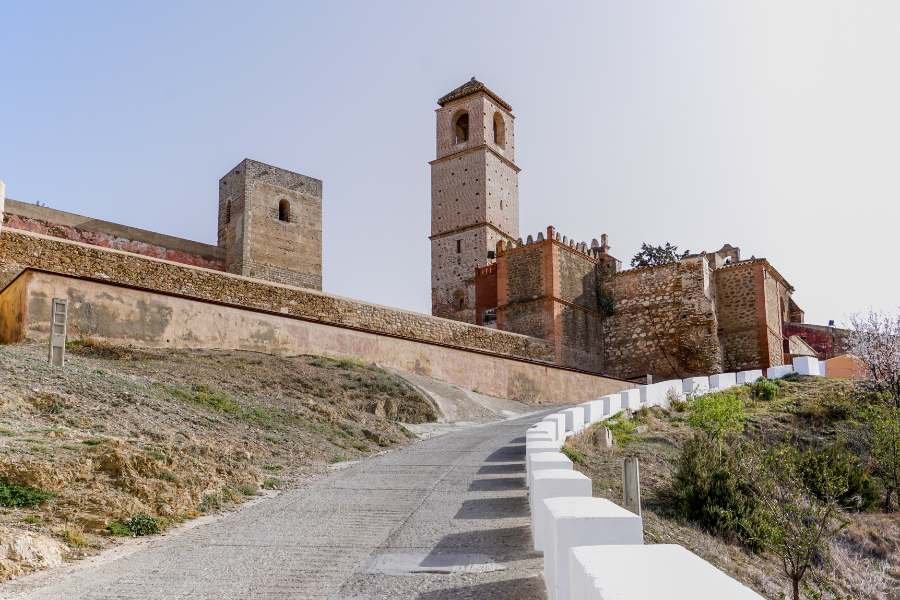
[456,240,462,254]
[278,199,290,222]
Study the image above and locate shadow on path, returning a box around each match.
[416,576,545,599]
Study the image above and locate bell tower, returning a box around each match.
[430,78,520,322]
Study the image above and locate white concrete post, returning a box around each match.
[562,406,585,434]
[709,372,737,390]
[619,388,640,412]
[792,355,821,376]
[623,457,641,516]
[543,497,643,600]
[527,451,572,489]
[48,298,68,367]
[531,471,591,551]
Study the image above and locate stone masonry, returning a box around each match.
[218,159,323,290]
[430,78,519,323]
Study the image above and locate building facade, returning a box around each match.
[432,79,808,380]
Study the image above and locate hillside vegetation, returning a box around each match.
[0,341,437,580]
[564,376,898,600]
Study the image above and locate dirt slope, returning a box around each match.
[0,341,439,580]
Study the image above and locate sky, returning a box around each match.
[2,1,898,325]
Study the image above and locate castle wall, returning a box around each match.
[0,229,632,401]
[602,259,721,380]
[2,199,225,271]
[714,262,766,371]
[4,267,630,404]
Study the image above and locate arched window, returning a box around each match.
[278,199,290,223]
[453,111,469,144]
[493,112,505,147]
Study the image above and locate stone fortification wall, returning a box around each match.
[0,272,631,404]
[496,229,607,373]
[602,258,722,380]
[2,199,225,271]
[0,228,565,366]
[714,261,765,371]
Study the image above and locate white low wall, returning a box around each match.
[520,359,832,598]
[531,470,591,551]
[569,544,764,600]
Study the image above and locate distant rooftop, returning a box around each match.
[437,77,512,111]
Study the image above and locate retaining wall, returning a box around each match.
[0,230,631,403]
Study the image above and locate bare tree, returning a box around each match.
[743,445,848,600]
[848,310,900,408]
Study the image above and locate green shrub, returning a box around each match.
[668,434,764,549]
[688,391,745,448]
[605,412,639,445]
[751,378,778,401]
[796,443,878,512]
[262,477,281,490]
[0,479,53,508]
[107,514,160,537]
[561,446,586,465]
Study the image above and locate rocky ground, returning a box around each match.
[0,341,441,581]
[564,377,899,600]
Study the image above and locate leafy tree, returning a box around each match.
[688,391,745,456]
[864,405,900,511]
[848,310,900,408]
[630,242,690,268]
[742,445,848,600]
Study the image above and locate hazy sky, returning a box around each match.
[2,1,898,325]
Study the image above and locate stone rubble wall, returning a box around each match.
[0,228,576,368]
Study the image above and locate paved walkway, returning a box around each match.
[1,414,546,599]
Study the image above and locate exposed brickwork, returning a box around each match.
[783,322,852,359]
[2,200,225,271]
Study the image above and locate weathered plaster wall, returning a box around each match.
[11,269,630,404]
[3,200,225,271]
[0,271,28,343]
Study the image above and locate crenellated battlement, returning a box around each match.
[494,225,616,266]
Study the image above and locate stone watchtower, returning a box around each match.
[218,159,323,290]
[430,78,520,322]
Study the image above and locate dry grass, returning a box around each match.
[564,378,899,599]
[0,342,438,580]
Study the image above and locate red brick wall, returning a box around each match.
[3,213,225,272]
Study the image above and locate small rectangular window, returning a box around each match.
[456,240,461,254]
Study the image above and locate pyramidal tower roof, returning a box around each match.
[437,77,512,111]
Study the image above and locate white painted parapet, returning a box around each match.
[541,414,567,441]
[654,379,683,407]
[736,369,763,384]
[543,497,643,600]
[709,372,736,390]
[581,401,604,425]
[619,388,640,411]
[766,364,795,379]
[562,406,585,434]
[530,471,591,551]
[527,451,572,489]
[819,360,827,376]
[792,355,821,376]
[526,440,562,479]
[599,393,619,418]
[569,544,765,600]
[682,376,709,396]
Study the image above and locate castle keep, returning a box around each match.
[431,79,811,380]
